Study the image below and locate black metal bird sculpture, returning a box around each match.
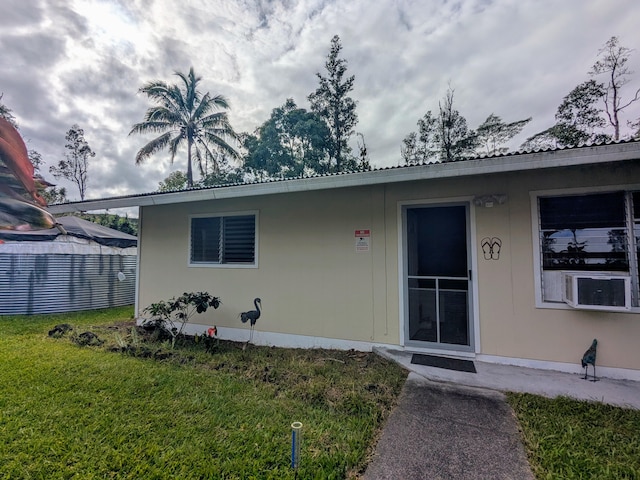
[240,298,262,326]
[581,339,598,381]
[240,298,261,348]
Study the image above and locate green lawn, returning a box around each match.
[4,308,638,479]
[507,393,640,479]
[0,307,407,479]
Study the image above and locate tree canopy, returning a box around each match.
[402,87,478,163]
[157,170,188,192]
[243,98,331,179]
[79,213,137,235]
[130,67,239,187]
[522,80,610,149]
[523,36,638,149]
[476,114,531,156]
[49,124,94,201]
[308,35,358,172]
[590,36,640,140]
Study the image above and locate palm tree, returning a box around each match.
[129,67,239,187]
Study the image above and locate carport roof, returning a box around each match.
[48,139,640,214]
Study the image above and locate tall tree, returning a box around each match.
[476,114,531,155]
[130,67,239,187]
[401,131,421,164]
[524,37,639,149]
[437,89,477,162]
[402,88,477,163]
[49,124,94,200]
[589,36,640,140]
[243,98,331,178]
[555,80,608,142]
[308,35,358,172]
[521,80,610,149]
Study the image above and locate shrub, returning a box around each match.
[141,292,221,348]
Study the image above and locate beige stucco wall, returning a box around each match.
[472,162,640,370]
[138,160,640,371]
[138,186,398,346]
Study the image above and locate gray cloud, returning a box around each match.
[1,0,639,205]
[0,32,66,68]
[0,0,45,28]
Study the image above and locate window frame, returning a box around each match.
[531,186,640,312]
[188,211,259,268]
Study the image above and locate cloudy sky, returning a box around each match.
[1,0,639,203]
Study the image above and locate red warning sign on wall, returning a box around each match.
[355,229,371,252]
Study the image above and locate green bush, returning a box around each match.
[141,292,220,348]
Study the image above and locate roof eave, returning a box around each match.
[48,141,640,214]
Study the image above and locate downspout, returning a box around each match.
[134,206,142,319]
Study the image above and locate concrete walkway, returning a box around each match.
[363,349,640,480]
[375,348,640,409]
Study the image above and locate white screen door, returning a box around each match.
[404,204,473,351]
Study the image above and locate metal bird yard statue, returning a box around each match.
[239,298,261,349]
[581,339,598,381]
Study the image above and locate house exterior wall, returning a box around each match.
[137,159,640,373]
[474,162,640,372]
[138,186,398,346]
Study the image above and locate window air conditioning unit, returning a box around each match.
[562,272,631,312]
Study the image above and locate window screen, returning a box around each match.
[190,214,255,265]
[539,192,625,230]
[539,192,628,271]
[537,190,640,307]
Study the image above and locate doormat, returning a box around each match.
[411,354,477,373]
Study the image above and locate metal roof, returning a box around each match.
[0,215,137,248]
[48,139,640,214]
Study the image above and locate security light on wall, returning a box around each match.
[473,194,508,208]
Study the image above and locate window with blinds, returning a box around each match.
[539,192,628,271]
[537,191,639,307]
[190,214,256,265]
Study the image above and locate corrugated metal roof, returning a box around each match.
[0,215,137,247]
[48,138,640,214]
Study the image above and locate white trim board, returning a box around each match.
[157,321,396,352]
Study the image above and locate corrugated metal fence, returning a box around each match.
[0,253,136,315]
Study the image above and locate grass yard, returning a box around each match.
[507,393,640,479]
[0,307,407,479]
[4,307,639,479]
